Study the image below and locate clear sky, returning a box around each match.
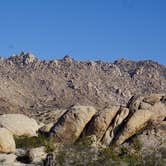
[0,0,166,65]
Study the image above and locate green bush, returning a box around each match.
[14,134,55,153]
[132,137,143,151]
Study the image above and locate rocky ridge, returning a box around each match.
[0,52,165,114]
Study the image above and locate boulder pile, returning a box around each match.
[48,94,166,147]
[0,114,40,153]
[0,93,165,165]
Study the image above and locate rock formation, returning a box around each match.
[0,128,16,153]
[0,53,165,113]
[0,93,165,165]
[0,53,165,165]
[49,106,97,143]
[86,106,120,141]
[116,94,166,145]
[0,114,39,137]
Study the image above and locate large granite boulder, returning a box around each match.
[116,94,166,145]
[0,128,16,153]
[116,109,153,145]
[102,107,129,146]
[49,105,97,143]
[86,106,120,141]
[0,114,39,137]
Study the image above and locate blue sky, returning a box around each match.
[0,0,166,65]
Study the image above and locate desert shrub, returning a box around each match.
[119,145,143,166]
[132,137,143,151]
[121,154,142,166]
[143,151,165,166]
[14,134,55,152]
[44,142,166,166]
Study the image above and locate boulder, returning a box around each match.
[102,107,129,146]
[0,114,39,137]
[38,109,67,134]
[0,153,26,166]
[86,106,120,141]
[116,94,166,145]
[116,109,153,145]
[27,146,47,163]
[0,128,16,153]
[138,121,166,151]
[150,102,166,121]
[0,153,16,164]
[128,94,165,113]
[143,94,165,105]
[127,95,145,112]
[32,109,66,124]
[23,53,36,65]
[49,106,97,143]
[15,148,27,158]
[39,122,54,134]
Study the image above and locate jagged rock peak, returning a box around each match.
[63,55,74,63]
[8,52,37,65]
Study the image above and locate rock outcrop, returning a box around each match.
[0,114,39,137]
[37,93,165,147]
[0,153,17,165]
[0,53,165,113]
[35,109,67,134]
[0,53,165,165]
[0,93,165,165]
[49,106,97,143]
[9,52,36,65]
[86,106,120,141]
[0,128,16,153]
[102,107,129,145]
[116,94,166,145]
[27,146,47,164]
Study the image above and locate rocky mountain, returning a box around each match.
[0,52,165,115]
[0,53,165,165]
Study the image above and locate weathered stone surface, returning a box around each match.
[0,114,39,137]
[27,146,47,163]
[138,121,166,150]
[0,153,16,164]
[116,109,153,145]
[116,94,166,145]
[127,95,145,112]
[143,94,164,105]
[49,106,97,143]
[102,107,129,146]
[86,106,120,141]
[150,102,166,121]
[33,109,67,125]
[128,94,165,113]
[15,148,27,157]
[9,52,36,65]
[0,128,16,153]
[38,109,67,134]
[0,154,27,166]
[39,122,54,134]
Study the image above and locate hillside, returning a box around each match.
[0,52,165,114]
[0,53,165,165]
